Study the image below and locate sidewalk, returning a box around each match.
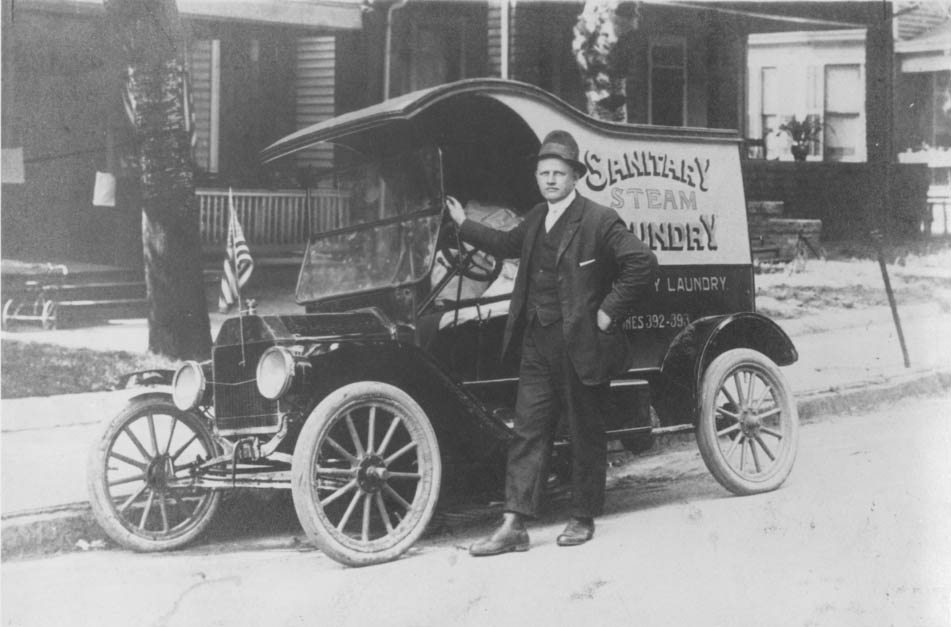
[3,302,950,556]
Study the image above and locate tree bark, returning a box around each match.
[572,0,638,123]
[104,0,211,359]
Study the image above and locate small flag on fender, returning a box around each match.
[218,189,254,313]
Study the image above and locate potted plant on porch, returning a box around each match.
[780,114,823,161]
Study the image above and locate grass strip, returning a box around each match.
[1,340,179,399]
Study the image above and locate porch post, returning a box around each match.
[864,2,895,234]
[1,0,15,147]
[500,0,510,79]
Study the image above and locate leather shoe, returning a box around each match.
[556,517,594,546]
[469,518,529,556]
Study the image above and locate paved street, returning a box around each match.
[3,393,950,627]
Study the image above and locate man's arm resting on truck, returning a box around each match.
[446,195,529,260]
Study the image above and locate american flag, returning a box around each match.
[218,190,254,313]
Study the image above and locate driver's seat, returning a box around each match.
[431,200,522,306]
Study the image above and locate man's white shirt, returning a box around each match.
[545,190,577,232]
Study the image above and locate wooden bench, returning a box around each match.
[2,271,223,330]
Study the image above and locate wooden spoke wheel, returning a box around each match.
[291,381,442,567]
[87,396,220,551]
[40,298,57,330]
[1,299,15,329]
[696,349,799,495]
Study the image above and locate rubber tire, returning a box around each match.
[1,299,13,329]
[40,299,56,330]
[291,381,442,567]
[87,396,221,551]
[696,348,799,495]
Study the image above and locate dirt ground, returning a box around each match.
[754,239,951,319]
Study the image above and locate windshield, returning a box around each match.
[296,147,443,303]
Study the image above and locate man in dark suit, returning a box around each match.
[446,130,657,555]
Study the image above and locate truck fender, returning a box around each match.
[305,342,512,460]
[658,313,797,422]
[116,369,175,390]
[122,390,175,406]
[108,371,175,409]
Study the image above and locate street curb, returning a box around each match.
[795,367,951,422]
[4,368,950,560]
[1,504,105,559]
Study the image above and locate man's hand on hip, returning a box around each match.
[445,196,467,225]
[597,309,613,332]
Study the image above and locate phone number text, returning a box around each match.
[621,313,692,330]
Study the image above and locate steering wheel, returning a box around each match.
[439,204,502,283]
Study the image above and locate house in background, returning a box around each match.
[747,28,869,162]
[250,0,934,242]
[1,0,938,273]
[205,0,930,245]
[360,1,928,239]
[742,0,948,234]
[895,16,951,232]
[897,20,951,157]
[1,0,364,268]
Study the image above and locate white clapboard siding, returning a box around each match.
[188,40,216,172]
[488,2,502,77]
[896,2,950,40]
[295,36,336,172]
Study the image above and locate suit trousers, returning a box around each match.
[505,316,608,519]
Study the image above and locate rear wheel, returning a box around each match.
[291,381,442,567]
[696,349,798,495]
[87,396,220,551]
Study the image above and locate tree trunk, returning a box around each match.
[572,0,638,123]
[104,0,211,360]
[582,76,628,123]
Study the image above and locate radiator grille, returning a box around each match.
[212,342,281,433]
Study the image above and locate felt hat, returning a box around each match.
[535,130,587,176]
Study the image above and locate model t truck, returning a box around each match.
[87,79,799,567]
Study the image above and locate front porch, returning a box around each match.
[741,161,933,240]
[197,187,351,258]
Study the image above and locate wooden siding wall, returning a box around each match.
[488,2,502,77]
[0,11,144,267]
[896,0,950,40]
[742,161,931,239]
[295,36,336,172]
[189,40,215,172]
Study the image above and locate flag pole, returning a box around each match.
[230,187,247,365]
[230,188,244,316]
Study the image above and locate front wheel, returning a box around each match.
[696,349,799,495]
[86,396,221,551]
[291,381,442,567]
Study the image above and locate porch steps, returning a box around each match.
[747,201,823,261]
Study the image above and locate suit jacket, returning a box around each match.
[460,193,657,385]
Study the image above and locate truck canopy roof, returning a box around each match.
[260,78,740,165]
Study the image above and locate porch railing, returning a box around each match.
[197,188,351,250]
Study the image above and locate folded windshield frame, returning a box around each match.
[294,146,445,304]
